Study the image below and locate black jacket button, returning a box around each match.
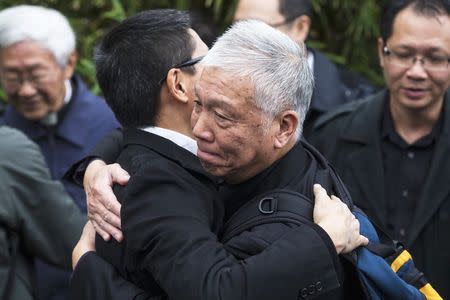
[299,288,308,299]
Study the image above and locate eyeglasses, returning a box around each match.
[159,55,205,85]
[0,69,55,91]
[383,45,450,72]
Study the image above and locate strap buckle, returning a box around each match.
[258,197,277,214]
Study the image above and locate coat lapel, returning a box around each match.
[407,94,450,245]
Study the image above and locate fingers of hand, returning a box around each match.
[110,163,130,185]
[100,194,121,216]
[94,209,123,241]
[313,184,328,201]
[90,176,121,216]
[100,221,124,242]
[92,218,111,241]
[342,218,366,253]
[102,209,121,229]
[359,235,369,246]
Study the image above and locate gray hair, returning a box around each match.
[202,20,313,139]
[0,5,76,67]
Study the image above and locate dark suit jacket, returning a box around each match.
[70,129,347,300]
[310,90,450,298]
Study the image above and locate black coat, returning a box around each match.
[69,129,348,300]
[310,90,450,298]
[303,49,376,138]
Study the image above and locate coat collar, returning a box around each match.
[121,128,218,184]
[2,75,96,148]
[340,89,387,145]
[338,91,387,228]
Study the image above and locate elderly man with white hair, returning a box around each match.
[0,5,119,300]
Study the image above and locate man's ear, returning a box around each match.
[166,68,189,104]
[377,38,385,68]
[290,15,311,43]
[64,51,77,79]
[274,110,299,148]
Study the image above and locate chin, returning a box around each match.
[200,161,228,177]
[22,111,48,121]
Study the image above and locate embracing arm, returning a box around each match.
[70,251,154,300]
[66,128,125,186]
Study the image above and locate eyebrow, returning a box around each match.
[2,63,48,72]
[394,45,448,53]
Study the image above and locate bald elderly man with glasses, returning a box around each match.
[310,0,450,298]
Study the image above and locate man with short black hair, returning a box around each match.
[310,0,450,297]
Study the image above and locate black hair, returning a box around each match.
[189,9,219,48]
[279,0,313,20]
[380,0,450,42]
[95,9,195,127]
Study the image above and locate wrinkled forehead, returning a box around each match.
[196,66,255,103]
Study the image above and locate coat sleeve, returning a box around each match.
[0,127,86,269]
[119,158,342,300]
[69,252,157,300]
[64,128,125,186]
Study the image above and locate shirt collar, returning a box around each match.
[39,79,73,126]
[140,126,198,156]
[382,97,444,147]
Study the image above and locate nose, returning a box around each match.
[192,110,214,143]
[406,59,428,80]
[17,80,37,97]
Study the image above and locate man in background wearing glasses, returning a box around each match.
[0,5,119,300]
[310,0,450,298]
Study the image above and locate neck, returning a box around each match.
[155,90,194,138]
[156,107,193,139]
[389,96,443,144]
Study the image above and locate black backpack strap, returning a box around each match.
[301,140,354,209]
[0,220,21,300]
[221,189,314,243]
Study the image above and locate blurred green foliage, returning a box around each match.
[0,0,386,98]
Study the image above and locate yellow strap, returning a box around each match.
[420,283,443,300]
[390,251,443,299]
[390,250,412,273]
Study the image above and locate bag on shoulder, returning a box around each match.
[222,141,442,300]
